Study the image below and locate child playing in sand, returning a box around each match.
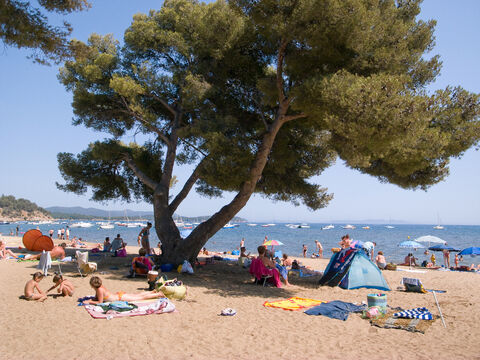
[24,272,47,302]
[83,276,164,304]
[47,274,74,297]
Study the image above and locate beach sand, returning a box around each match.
[1,234,480,360]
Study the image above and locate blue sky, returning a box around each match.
[1,0,479,224]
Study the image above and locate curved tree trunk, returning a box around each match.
[156,117,286,264]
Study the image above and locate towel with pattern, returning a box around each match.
[393,307,433,320]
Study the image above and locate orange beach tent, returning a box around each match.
[22,229,54,251]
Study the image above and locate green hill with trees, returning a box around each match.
[0,195,51,221]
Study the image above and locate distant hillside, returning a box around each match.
[0,195,52,221]
[45,206,247,222]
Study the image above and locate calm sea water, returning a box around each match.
[2,222,480,266]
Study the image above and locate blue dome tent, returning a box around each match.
[319,248,390,291]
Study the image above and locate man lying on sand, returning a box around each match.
[24,271,47,302]
[24,243,66,260]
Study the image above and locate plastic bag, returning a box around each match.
[181,260,194,274]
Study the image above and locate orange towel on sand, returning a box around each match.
[263,297,325,311]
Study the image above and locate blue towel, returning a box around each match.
[393,307,433,320]
[275,264,288,280]
[304,301,365,321]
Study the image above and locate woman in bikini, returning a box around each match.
[83,276,164,304]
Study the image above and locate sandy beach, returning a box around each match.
[1,234,480,360]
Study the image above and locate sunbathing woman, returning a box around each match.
[258,246,290,286]
[0,240,18,259]
[83,276,164,304]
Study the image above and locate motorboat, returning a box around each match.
[99,223,114,229]
[322,224,334,230]
[223,223,238,229]
[433,225,445,230]
[342,224,356,229]
[385,225,395,229]
[247,223,257,227]
[362,226,370,230]
[70,222,93,228]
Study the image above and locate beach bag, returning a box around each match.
[156,278,187,300]
[181,260,194,274]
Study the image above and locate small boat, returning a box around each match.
[342,224,356,229]
[99,223,114,229]
[247,223,257,227]
[433,225,445,230]
[385,225,395,229]
[322,224,334,230]
[362,226,370,230]
[70,222,93,228]
[223,223,238,229]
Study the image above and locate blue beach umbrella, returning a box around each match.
[398,240,424,249]
[428,244,460,252]
[458,247,480,257]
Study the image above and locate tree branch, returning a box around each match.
[118,96,171,146]
[150,91,178,118]
[123,153,158,191]
[168,157,206,215]
[179,138,208,157]
[276,38,288,103]
[283,113,307,122]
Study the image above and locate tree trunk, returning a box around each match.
[155,118,285,265]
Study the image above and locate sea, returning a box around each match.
[2,222,480,266]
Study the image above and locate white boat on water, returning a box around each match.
[223,223,238,228]
[99,223,114,229]
[247,223,257,227]
[70,222,93,228]
[385,225,395,229]
[342,224,356,229]
[322,224,334,230]
[433,225,445,230]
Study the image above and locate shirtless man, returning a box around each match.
[24,272,47,302]
[47,274,74,297]
[375,251,387,269]
[25,243,66,260]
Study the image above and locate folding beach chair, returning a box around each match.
[249,257,274,286]
[75,251,97,277]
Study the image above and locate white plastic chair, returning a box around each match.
[75,251,97,277]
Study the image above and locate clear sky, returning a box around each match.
[1,0,479,225]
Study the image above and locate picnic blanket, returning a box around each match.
[83,298,175,319]
[370,311,438,333]
[263,297,325,311]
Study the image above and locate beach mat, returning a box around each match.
[263,297,325,311]
[370,312,438,334]
[83,298,175,319]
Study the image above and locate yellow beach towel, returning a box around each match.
[263,297,325,311]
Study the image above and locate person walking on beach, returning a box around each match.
[138,222,153,254]
[15,225,19,236]
[314,240,323,258]
[49,229,54,238]
[65,226,70,241]
[302,244,307,258]
[240,237,245,249]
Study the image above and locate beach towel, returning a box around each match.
[304,300,365,321]
[370,311,437,334]
[263,297,325,311]
[83,298,175,319]
[37,251,51,276]
[393,307,433,320]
